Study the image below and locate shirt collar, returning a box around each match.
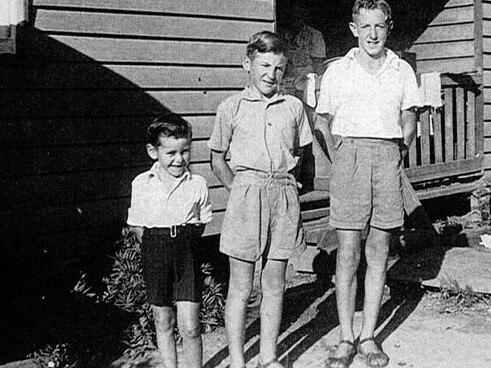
[148,161,191,182]
[345,47,401,71]
[241,85,286,104]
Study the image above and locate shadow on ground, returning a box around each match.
[204,251,437,367]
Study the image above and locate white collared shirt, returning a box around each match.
[316,48,421,138]
[127,162,212,228]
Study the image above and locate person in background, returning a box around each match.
[279,1,327,95]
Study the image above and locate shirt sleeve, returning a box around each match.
[207,100,233,152]
[197,179,213,224]
[127,177,147,227]
[316,65,336,115]
[297,103,313,148]
[401,61,422,111]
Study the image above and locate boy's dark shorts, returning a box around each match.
[141,225,204,307]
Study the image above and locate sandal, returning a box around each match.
[357,337,389,368]
[326,340,356,368]
[257,358,283,368]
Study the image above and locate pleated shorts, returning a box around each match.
[220,170,306,262]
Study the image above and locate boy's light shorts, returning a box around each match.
[329,137,404,230]
[220,170,306,262]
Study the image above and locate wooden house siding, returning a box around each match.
[407,0,488,177]
[481,0,491,172]
[0,0,274,267]
[409,0,477,74]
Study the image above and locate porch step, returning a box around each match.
[415,180,479,200]
[296,191,336,273]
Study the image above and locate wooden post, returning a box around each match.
[444,87,454,162]
[456,87,466,160]
[420,108,431,165]
[409,130,417,167]
[467,90,476,158]
[433,108,443,163]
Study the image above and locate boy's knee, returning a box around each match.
[153,311,176,333]
[179,323,201,339]
[227,281,253,302]
[227,288,252,304]
[337,246,360,264]
[365,243,389,262]
[261,275,285,294]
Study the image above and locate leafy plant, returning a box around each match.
[31,343,79,368]
[74,227,225,361]
[471,180,491,225]
[200,263,225,333]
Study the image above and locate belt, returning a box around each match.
[146,224,196,238]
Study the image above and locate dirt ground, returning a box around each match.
[3,252,491,368]
[3,228,491,368]
[112,256,491,368]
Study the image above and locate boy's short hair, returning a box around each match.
[352,0,392,23]
[147,112,192,146]
[246,31,288,59]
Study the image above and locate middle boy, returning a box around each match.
[208,31,313,368]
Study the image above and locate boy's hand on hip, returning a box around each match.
[400,142,409,159]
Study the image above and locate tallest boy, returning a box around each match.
[316,1,421,367]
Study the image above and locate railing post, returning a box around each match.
[444,87,454,162]
[433,107,443,163]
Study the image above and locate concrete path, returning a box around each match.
[196,267,491,368]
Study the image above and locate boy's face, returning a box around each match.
[243,51,286,98]
[350,8,392,59]
[146,136,191,178]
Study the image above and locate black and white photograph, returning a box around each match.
[1,1,490,367]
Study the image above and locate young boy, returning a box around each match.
[208,31,313,368]
[316,1,421,367]
[127,113,212,368]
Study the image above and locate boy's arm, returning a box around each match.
[198,180,213,225]
[292,145,306,180]
[127,178,145,243]
[400,107,418,158]
[128,225,144,243]
[315,112,336,163]
[210,149,234,192]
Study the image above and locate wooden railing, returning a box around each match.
[405,73,484,187]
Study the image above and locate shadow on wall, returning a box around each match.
[0,24,171,363]
[277,0,451,57]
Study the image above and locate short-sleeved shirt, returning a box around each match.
[127,162,212,228]
[316,48,421,138]
[207,86,313,173]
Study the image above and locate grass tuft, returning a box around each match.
[436,275,491,314]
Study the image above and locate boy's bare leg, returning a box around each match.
[331,229,361,362]
[152,305,177,368]
[259,259,287,367]
[177,301,202,368]
[359,226,390,364]
[225,257,255,368]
